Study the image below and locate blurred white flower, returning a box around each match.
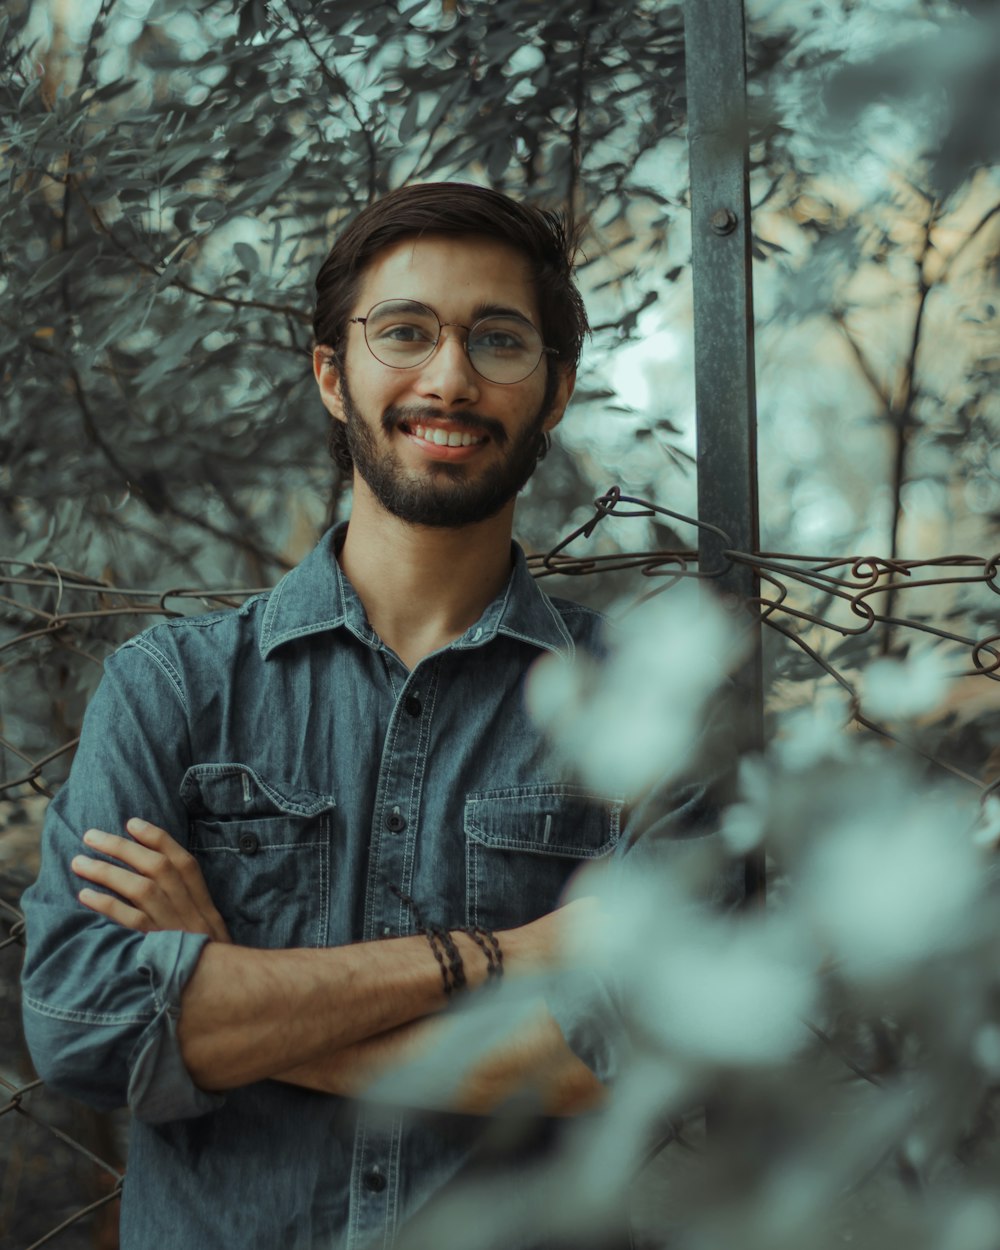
[719,754,772,852]
[527,584,741,797]
[972,1024,1000,1076]
[638,916,818,1065]
[971,794,1000,848]
[557,860,656,965]
[799,789,982,984]
[861,648,952,719]
[941,1193,1000,1250]
[719,799,767,854]
[774,687,855,772]
[562,861,817,1066]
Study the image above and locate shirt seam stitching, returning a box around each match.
[124,636,189,711]
[23,993,150,1026]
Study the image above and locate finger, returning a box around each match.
[74,858,219,938]
[123,818,184,859]
[78,887,153,933]
[74,849,231,943]
[72,854,169,915]
[123,818,222,917]
[84,826,204,920]
[82,828,167,877]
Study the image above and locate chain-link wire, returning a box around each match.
[531,487,1000,791]
[1,487,998,1247]
[1,901,125,1249]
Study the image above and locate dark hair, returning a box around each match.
[314,182,588,363]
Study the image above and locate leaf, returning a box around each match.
[234,242,258,273]
[92,78,137,102]
[486,140,510,182]
[398,92,422,144]
[194,200,226,222]
[84,169,122,200]
[22,251,76,300]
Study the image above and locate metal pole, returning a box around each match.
[684,0,764,900]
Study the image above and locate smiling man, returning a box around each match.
[19,184,699,1250]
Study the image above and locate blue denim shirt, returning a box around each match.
[23,526,681,1249]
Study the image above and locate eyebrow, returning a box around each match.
[369,298,539,328]
[469,302,537,326]
[375,299,432,314]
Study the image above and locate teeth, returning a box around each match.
[411,425,482,448]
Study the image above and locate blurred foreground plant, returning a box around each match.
[366,591,1000,1250]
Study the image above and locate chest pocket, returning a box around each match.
[464,784,624,930]
[179,763,336,950]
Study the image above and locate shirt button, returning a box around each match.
[404,694,422,717]
[238,832,259,855]
[363,1166,386,1193]
[385,811,406,834]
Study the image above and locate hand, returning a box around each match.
[503,895,601,971]
[71,818,231,942]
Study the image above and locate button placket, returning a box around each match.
[363,659,438,947]
[362,1166,386,1193]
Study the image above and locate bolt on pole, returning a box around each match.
[684,0,764,900]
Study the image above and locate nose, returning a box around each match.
[412,326,480,407]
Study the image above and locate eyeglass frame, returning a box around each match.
[346,298,559,385]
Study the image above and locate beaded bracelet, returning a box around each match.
[421,924,453,998]
[462,926,504,982]
[429,925,467,993]
[388,883,502,994]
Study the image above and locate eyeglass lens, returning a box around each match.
[362,300,544,384]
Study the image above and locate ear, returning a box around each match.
[542,364,576,434]
[313,346,346,424]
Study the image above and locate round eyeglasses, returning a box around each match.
[348,299,557,385]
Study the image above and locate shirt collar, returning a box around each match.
[451,542,575,660]
[258,523,575,662]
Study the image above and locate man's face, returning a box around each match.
[313,234,574,528]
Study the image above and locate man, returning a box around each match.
[20,183,702,1249]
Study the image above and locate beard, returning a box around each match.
[339,370,553,529]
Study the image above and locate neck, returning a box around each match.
[337,477,516,670]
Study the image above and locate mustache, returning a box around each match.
[382,405,508,446]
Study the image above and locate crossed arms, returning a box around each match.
[70,818,606,1117]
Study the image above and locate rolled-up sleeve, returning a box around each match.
[20,639,222,1123]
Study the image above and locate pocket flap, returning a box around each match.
[179,763,336,820]
[464,785,623,858]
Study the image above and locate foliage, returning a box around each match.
[376,593,1000,1250]
[0,0,694,585]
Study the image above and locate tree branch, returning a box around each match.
[831,311,892,410]
[72,179,310,322]
[566,3,599,228]
[940,199,1000,281]
[284,4,379,205]
[68,362,293,573]
[876,208,938,649]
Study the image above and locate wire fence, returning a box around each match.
[1,486,998,1247]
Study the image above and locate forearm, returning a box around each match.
[66,817,583,1100]
[275,1002,607,1117]
[178,929,487,1090]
